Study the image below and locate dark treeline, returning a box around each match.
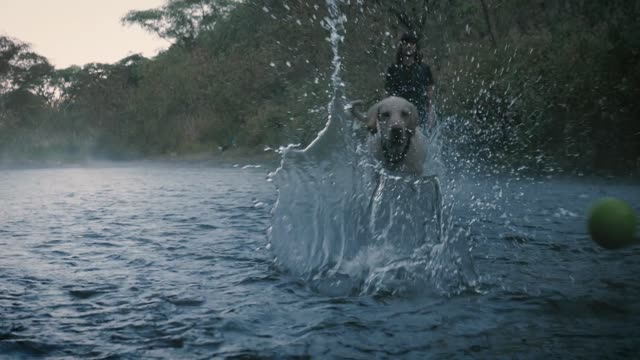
[1,0,638,175]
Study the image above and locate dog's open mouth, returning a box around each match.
[383,149,406,164]
[382,129,412,165]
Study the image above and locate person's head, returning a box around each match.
[395,32,421,65]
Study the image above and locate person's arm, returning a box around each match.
[424,64,434,107]
[384,65,395,98]
[423,64,435,127]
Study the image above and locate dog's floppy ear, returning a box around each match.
[349,100,376,134]
[365,102,379,134]
[349,100,366,122]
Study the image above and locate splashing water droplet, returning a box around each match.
[268,0,477,297]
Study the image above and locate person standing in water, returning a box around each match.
[384,32,435,133]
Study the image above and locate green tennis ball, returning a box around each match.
[587,197,637,249]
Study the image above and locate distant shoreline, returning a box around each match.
[0,148,282,171]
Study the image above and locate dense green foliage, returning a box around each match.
[1,0,638,175]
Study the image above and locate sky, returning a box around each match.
[0,0,169,68]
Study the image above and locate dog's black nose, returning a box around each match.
[390,126,404,141]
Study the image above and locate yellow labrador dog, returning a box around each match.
[350,96,426,175]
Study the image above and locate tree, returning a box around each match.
[121,0,235,46]
[0,36,53,94]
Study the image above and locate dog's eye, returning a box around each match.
[401,110,410,118]
[379,111,391,119]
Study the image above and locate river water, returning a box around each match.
[0,162,638,359]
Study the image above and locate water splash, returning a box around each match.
[268,0,476,297]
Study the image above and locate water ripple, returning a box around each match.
[0,165,638,358]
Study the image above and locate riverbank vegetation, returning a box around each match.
[1,0,638,175]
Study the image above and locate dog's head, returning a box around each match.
[367,96,419,163]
